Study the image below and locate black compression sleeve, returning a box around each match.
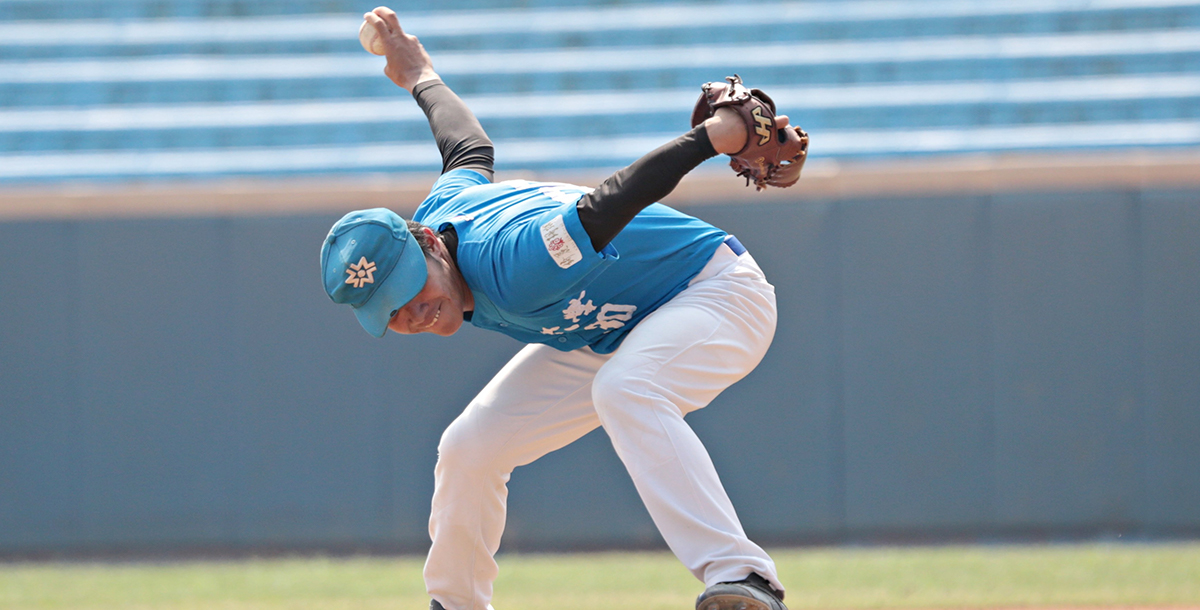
[412,79,495,180]
[576,125,717,251]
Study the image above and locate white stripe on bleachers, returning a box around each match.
[1,0,1198,45]
[819,120,1200,154]
[0,140,444,178]
[2,121,1198,179]
[2,28,1199,83]
[1,73,1198,133]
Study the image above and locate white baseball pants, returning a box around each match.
[424,244,781,610]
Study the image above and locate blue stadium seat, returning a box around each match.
[0,0,1198,182]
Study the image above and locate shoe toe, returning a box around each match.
[695,583,783,610]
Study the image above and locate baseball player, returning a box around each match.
[322,8,808,610]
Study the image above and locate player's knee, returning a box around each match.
[436,416,488,470]
[590,365,647,420]
[590,365,619,410]
[593,359,694,425]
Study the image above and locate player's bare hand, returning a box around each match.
[706,107,747,154]
[364,7,439,92]
[707,109,793,155]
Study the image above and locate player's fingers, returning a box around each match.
[782,124,807,150]
[363,11,391,36]
[775,114,790,129]
[372,6,405,36]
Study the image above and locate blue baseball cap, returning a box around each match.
[321,208,428,338]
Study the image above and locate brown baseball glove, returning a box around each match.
[690,75,809,191]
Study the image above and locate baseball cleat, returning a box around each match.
[695,573,786,610]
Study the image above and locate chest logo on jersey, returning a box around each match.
[344,256,376,288]
[541,291,637,335]
[540,214,583,269]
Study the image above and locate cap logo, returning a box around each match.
[345,256,377,288]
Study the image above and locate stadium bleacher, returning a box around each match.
[0,0,1198,183]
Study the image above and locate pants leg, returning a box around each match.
[424,343,610,610]
[425,247,781,609]
[590,248,783,593]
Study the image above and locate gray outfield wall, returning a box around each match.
[1,186,1198,555]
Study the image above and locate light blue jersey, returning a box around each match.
[412,169,726,353]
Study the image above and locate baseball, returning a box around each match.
[359,20,386,55]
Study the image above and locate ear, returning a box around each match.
[423,227,452,262]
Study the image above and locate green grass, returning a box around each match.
[1,544,1198,610]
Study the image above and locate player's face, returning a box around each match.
[386,252,468,336]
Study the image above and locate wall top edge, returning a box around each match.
[2,150,1199,221]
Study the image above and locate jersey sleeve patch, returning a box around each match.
[540,214,583,269]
